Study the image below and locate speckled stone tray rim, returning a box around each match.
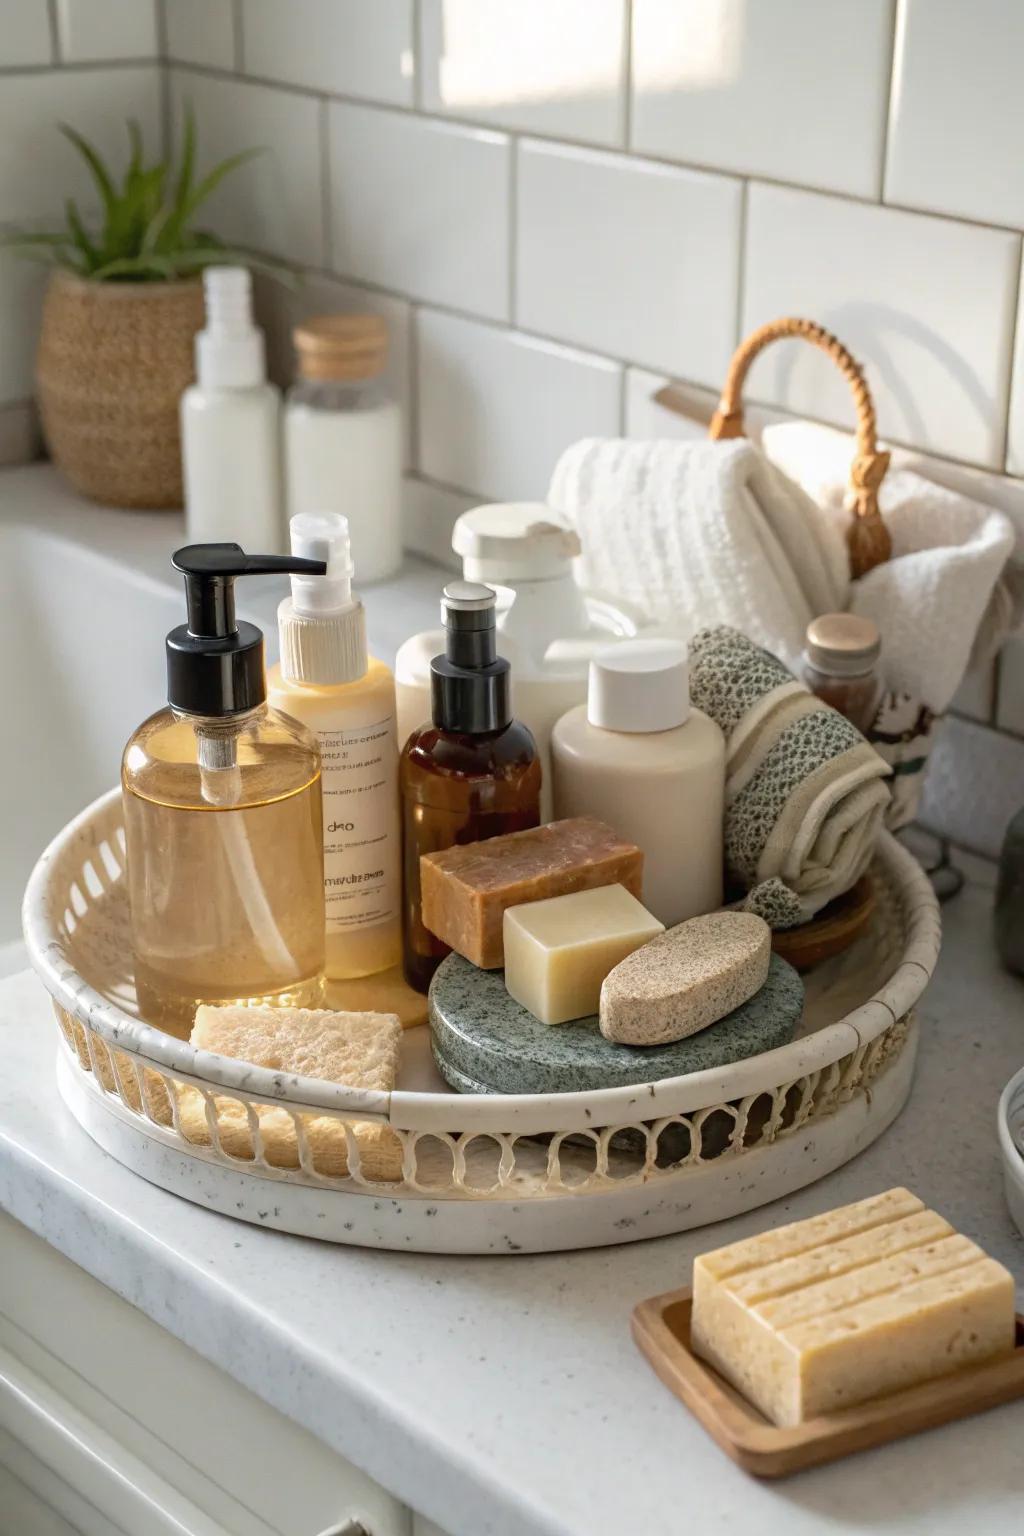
[632,1287,1024,1479]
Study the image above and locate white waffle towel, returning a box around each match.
[761,420,1020,712]
[549,436,849,668]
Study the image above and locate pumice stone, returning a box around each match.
[600,910,771,1047]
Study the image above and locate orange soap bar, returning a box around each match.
[420,818,644,969]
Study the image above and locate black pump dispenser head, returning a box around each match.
[167,543,327,716]
[430,580,511,734]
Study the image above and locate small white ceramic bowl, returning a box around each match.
[997,1062,1024,1238]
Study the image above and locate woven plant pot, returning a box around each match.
[36,270,204,509]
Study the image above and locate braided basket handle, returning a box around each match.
[710,318,892,577]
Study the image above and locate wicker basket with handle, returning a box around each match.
[654,317,954,824]
[660,316,893,579]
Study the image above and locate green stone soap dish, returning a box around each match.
[428,952,805,1096]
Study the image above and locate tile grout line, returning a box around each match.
[408,305,421,474]
[621,0,633,151]
[45,0,60,64]
[877,0,903,204]
[0,55,165,76]
[155,0,171,160]
[160,60,1024,241]
[411,0,423,111]
[734,179,749,351]
[998,240,1024,476]
[318,98,333,273]
[231,0,244,73]
[507,136,518,325]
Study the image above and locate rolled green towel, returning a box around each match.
[689,626,891,929]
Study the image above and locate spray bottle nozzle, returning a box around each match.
[168,543,327,717]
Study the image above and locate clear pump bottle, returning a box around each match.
[122,545,328,1037]
[268,513,402,981]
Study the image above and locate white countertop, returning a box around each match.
[2,862,1023,1536]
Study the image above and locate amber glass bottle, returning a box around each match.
[401,581,540,992]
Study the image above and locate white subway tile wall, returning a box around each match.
[3,0,1024,850]
[885,0,1024,228]
[742,184,1020,469]
[240,0,414,105]
[416,308,622,500]
[419,0,627,146]
[0,0,52,67]
[168,71,325,267]
[163,0,235,71]
[630,0,896,199]
[516,141,741,383]
[0,66,162,404]
[55,0,158,62]
[328,104,510,319]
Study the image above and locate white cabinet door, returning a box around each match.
[0,1463,83,1536]
[0,1213,412,1536]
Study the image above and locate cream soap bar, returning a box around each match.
[691,1188,1017,1427]
[503,884,663,1025]
[420,817,643,970]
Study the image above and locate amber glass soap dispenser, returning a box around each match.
[401,581,541,992]
[122,544,329,1036]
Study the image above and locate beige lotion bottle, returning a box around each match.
[268,512,402,980]
[122,544,328,1038]
[550,640,725,927]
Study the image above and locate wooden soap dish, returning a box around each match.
[631,1286,1024,1478]
[771,875,876,973]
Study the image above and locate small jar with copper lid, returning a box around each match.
[802,613,883,734]
[285,314,402,582]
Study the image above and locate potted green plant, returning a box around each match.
[7,111,267,509]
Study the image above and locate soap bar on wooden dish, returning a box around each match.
[504,884,664,1025]
[691,1187,1017,1427]
[600,911,771,1046]
[420,817,643,970]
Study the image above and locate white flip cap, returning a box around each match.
[452,502,581,582]
[588,639,690,733]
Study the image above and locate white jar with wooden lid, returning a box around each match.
[285,314,402,583]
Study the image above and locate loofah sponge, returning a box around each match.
[179,1005,405,1181]
[600,911,771,1047]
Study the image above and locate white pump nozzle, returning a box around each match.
[196,265,266,389]
[279,512,368,686]
[289,512,355,617]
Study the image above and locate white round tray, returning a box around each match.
[998,1062,1024,1239]
[24,788,941,1254]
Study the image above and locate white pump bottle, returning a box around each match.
[394,502,642,819]
[180,266,283,550]
[267,513,402,981]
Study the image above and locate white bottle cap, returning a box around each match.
[452,503,581,583]
[587,639,690,733]
[196,266,266,389]
[278,512,367,685]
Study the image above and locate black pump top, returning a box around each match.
[430,580,511,734]
[167,543,326,716]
